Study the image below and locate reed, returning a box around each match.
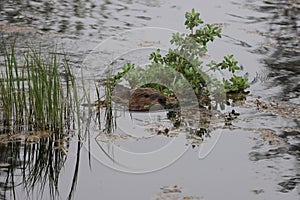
[0,40,79,135]
[94,70,117,134]
[103,71,117,134]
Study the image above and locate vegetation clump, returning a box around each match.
[0,40,78,135]
[107,9,250,109]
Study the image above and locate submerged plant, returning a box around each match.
[0,40,79,134]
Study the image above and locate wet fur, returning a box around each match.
[112,85,166,111]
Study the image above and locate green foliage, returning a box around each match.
[223,75,250,93]
[208,55,240,73]
[184,8,203,32]
[110,9,250,107]
[0,40,79,133]
[106,62,135,87]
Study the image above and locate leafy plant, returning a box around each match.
[109,9,250,108]
[223,75,249,93]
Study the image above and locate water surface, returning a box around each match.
[0,0,299,199]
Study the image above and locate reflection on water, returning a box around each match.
[0,0,160,38]
[245,0,300,103]
[0,134,81,200]
[241,0,300,194]
[0,0,299,199]
[236,97,300,195]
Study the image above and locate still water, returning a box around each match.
[0,0,299,199]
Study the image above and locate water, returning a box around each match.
[0,0,299,199]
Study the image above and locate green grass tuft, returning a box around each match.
[0,39,79,134]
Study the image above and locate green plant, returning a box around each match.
[223,74,250,93]
[0,40,79,134]
[109,9,250,108]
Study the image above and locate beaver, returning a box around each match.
[129,88,166,111]
[111,85,166,111]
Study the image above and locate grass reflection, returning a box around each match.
[0,38,81,200]
[0,135,81,200]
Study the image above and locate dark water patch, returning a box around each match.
[0,0,158,39]
[278,177,300,193]
[0,134,80,200]
[249,141,300,193]
[236,0,300,104]
[280,131,300,139]
[249,147,288,161]
[135,15,152,20]
[233,96,300,195]
[249,145,300,162]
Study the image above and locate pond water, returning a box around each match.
[0,0,299,200]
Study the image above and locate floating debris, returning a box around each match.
[252,189,265,194]
[154,185,204,200]
[0,162,11,168]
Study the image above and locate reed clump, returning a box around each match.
[0,40,78,135]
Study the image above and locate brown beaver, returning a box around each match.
[129,88,166,111]
[111,85,166,111]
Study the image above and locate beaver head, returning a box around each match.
[129,88,166,111]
